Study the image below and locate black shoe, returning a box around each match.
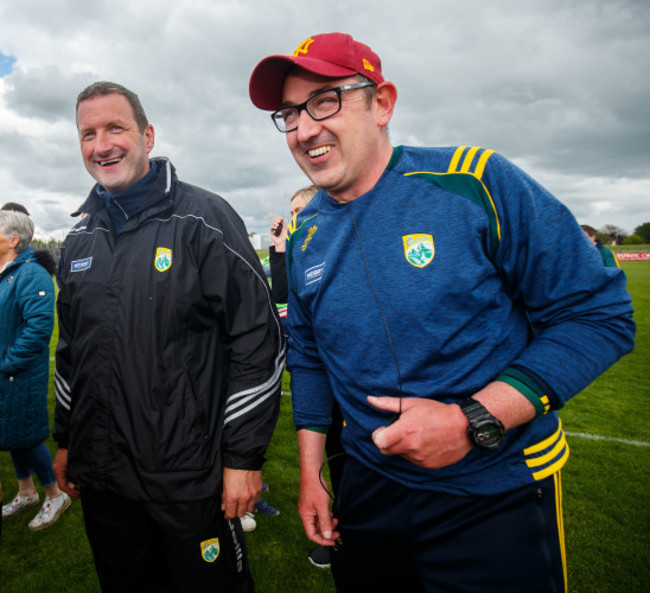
[308,545,331,568]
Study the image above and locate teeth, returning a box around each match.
[99,157,122,166]
[308,145,332,158]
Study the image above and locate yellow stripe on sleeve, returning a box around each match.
[448,146,466,173]
[474,149,494,179]
[460,146,481,173]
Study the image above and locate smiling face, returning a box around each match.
[77,93,154,194]
[281,70,396,202]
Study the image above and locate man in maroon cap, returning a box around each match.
[249,33,634,593]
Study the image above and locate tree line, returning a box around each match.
[598,223,650,246]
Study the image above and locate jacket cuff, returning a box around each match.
[496,367,552,417]
[53,434,69,449]
[223,453,265,471]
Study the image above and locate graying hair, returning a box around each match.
[0,210,34,253]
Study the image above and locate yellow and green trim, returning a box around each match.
[523,421,570,481]
[497,367,550,417]
[401,146,501,257]
[287,212,319,292]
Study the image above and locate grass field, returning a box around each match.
[0,262,648,592]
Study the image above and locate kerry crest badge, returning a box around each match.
[403,234,434,268]
[154,247,172,272]
[200,538,221,563]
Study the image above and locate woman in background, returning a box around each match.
[0,209,70,530]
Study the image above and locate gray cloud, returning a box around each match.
[0,0,648,239]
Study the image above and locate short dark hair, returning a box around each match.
[76,81,149,132]
[1,202,30,215]
[581,224,598,237]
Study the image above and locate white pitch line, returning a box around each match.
[44,383,650,449]
[565,431,649,448]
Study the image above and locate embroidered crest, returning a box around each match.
[200,538,220,563]
[71,257,93,272]
[403,234,435,268]
[154,247,172,272]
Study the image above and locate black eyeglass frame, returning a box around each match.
[271,81,376,133]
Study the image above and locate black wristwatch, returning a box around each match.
[458,398,505,450]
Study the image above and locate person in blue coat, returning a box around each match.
[0,209,70,530]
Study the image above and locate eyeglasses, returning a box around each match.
[271,81,376,133]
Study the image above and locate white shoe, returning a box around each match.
[28,492,71,531]
[240,512,257,533]
[2,491,39,517]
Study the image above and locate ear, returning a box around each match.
[375,81,398,128]
[144,124,155,155]
[8,235,20,250]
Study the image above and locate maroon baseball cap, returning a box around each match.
[249,33,384,111]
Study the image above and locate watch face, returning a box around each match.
[475,423,504,449]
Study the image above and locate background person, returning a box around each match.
[53,81,284,592]
[269,185,341,568]
[581,224,621,268]
[249,32,635,592]
[269,185,318,327]
[0,210,70,531]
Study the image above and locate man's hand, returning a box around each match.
[297,429,339,546]
[298,474,339,546]
[368,396,473,469]
[53,448,81,498]
[269,217,287,252]
[368,382,537,469]
[221,468,262,520]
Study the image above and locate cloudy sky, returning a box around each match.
[0,0,648,240]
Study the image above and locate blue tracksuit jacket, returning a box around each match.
[286,145,635,496]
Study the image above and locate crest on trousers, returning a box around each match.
[201,538,221,563]
[154,247,172,272]
[403,234,435,268]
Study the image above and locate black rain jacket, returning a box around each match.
[54,158,284,502]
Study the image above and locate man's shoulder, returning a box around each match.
[172,179,232,215]
[395,145,507,180]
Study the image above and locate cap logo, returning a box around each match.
[362,59,375,73]
[293,38,315,57]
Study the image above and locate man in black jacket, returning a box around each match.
[53,81,284,592]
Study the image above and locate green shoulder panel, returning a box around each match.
[286,212,319,292]
[403,146,501,257]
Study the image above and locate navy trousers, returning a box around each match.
[331,456,567,593]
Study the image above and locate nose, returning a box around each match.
[93,130,113,156]
[295,107,321,143]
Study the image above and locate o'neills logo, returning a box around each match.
[293,38,315,57]
[302,225,318,251]
[403,234,434,268]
